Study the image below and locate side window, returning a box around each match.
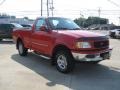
[35,19,45,31]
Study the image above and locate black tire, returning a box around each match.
[114,36,117,39]
[110,34,116,39]
[110,36,115,39]
[18,41,28,56]
[0,39,2,41]
[55,50,75,73]
[116,36,120,39]
[88,61,101,64]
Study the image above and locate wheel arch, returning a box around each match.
[52,44,72,58]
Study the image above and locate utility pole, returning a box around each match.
[47,0,49,17]
[49,0,54,17]
[51,0,54,16]
[119,17,120,25]
[41,0,43,16]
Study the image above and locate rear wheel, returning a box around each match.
[18,41,28,56]
[55,50,75,73]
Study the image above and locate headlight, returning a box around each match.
[76,42,91,48]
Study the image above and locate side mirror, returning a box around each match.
[40,25,47,31]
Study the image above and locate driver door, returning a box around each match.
[31,18,46,52]
[31,18,53,55]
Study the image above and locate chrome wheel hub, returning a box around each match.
[57,55,67,70]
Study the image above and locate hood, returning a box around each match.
[58,30,104,38]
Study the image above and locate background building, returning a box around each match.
[0,15,34,25]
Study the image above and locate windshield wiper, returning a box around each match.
[55,27,69,30]
[72,28,81,30]
[55,27,81,30]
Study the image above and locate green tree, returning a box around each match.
[74,17,86,27]
[11,16,16,19]
[74,16,109,28]
[24,17,29,20]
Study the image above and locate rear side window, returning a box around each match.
[35,19,46,31]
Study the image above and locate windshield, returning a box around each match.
[48,17,80,30]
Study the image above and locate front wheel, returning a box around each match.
[18,41,28,56]
[88,61,101,64]
[55,50,75,73]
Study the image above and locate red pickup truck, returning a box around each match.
[12,17,112,73]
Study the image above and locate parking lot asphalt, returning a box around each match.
[0,36,120,90]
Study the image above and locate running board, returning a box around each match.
[33,51,51,60]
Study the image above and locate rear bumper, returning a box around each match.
[72,48,112,62]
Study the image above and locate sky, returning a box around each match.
[0,0,120,25]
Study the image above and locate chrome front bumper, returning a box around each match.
[72,48,112,62]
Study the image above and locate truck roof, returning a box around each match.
[36,17,69,20]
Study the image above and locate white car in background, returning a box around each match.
[109,29,120,38]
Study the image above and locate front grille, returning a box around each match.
[94,40,109,48]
